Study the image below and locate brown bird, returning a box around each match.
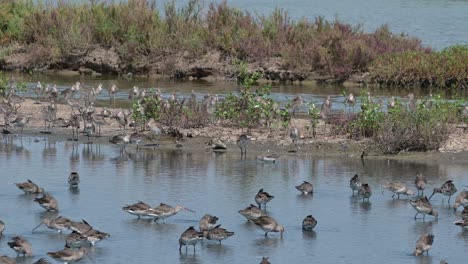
[302,215,318,231]
[409,196,438,220]
[382,182,415,199]
[69,220,93,234]
[414,233,434,256]
[295,181,313,194]
[238,204,265,221]
[47,248,87,263]
[145,203,195,223]
[251,216,284,238]
[429,180,457,204]
[199,214,219,232]
[260,257,271,264]
[358,183,372,202]
[179,226,204,253]
[65,231,90,249]
[0,255,16,264]
[414,173,427,195]
[122,201,152,219]
[15,180,44,194]
[34,192,59,211]
[203,224,235,244]
[350,174,362,195]
[255,189,274,209]
[82,228,110,246]
[237,133,250,159]
[453,190,468,211]
[7,236,32,257]
[32,216,72,233]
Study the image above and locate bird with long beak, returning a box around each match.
[145,203,195,223]
[409,196,438,220]
[251,216,284,238]
[32,216,72,233]
[382,182,415,199]
[429,180,457,204]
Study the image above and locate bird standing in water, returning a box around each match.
[237,133,250,159]
[251,215,284,238]
[295,181,313,194]
[429,180,457,204]
[7,236,32,257]
[179,226,204,253]
[413,233,434,256]
[255,189,274,209]
[68,172,80,188]
[414,173,427,195]
[350,174,362,195]
[409,196,438,220]
[358,183,372,202]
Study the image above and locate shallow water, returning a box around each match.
[0,136,467,263]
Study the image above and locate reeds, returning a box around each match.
[0,0,431,82]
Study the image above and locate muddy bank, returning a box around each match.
[0,45,366,85]
[3,99,468,165]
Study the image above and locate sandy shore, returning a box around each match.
[3,98,468,165]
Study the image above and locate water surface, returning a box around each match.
[0,136,467,263]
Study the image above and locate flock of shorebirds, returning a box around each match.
[1,151,467,263]
[1,172,110,264]
[1,79,468,263]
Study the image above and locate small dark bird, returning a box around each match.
[68,172,80,188]
[302,215,318,231]
[237,133,250,159]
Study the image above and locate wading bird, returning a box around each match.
[179,226,204,253]
[302,215,318,231]
[7,236,32,257]
[146,203,195,223]
[414,233,434,256]
[251,216,284,238]
[382,182,415,199]
[429,180,457,204]
[237,133,250,159]
[350,174,362,195]
[409,196,438,220]
[295,181,313,194]
[255,189,274,209]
